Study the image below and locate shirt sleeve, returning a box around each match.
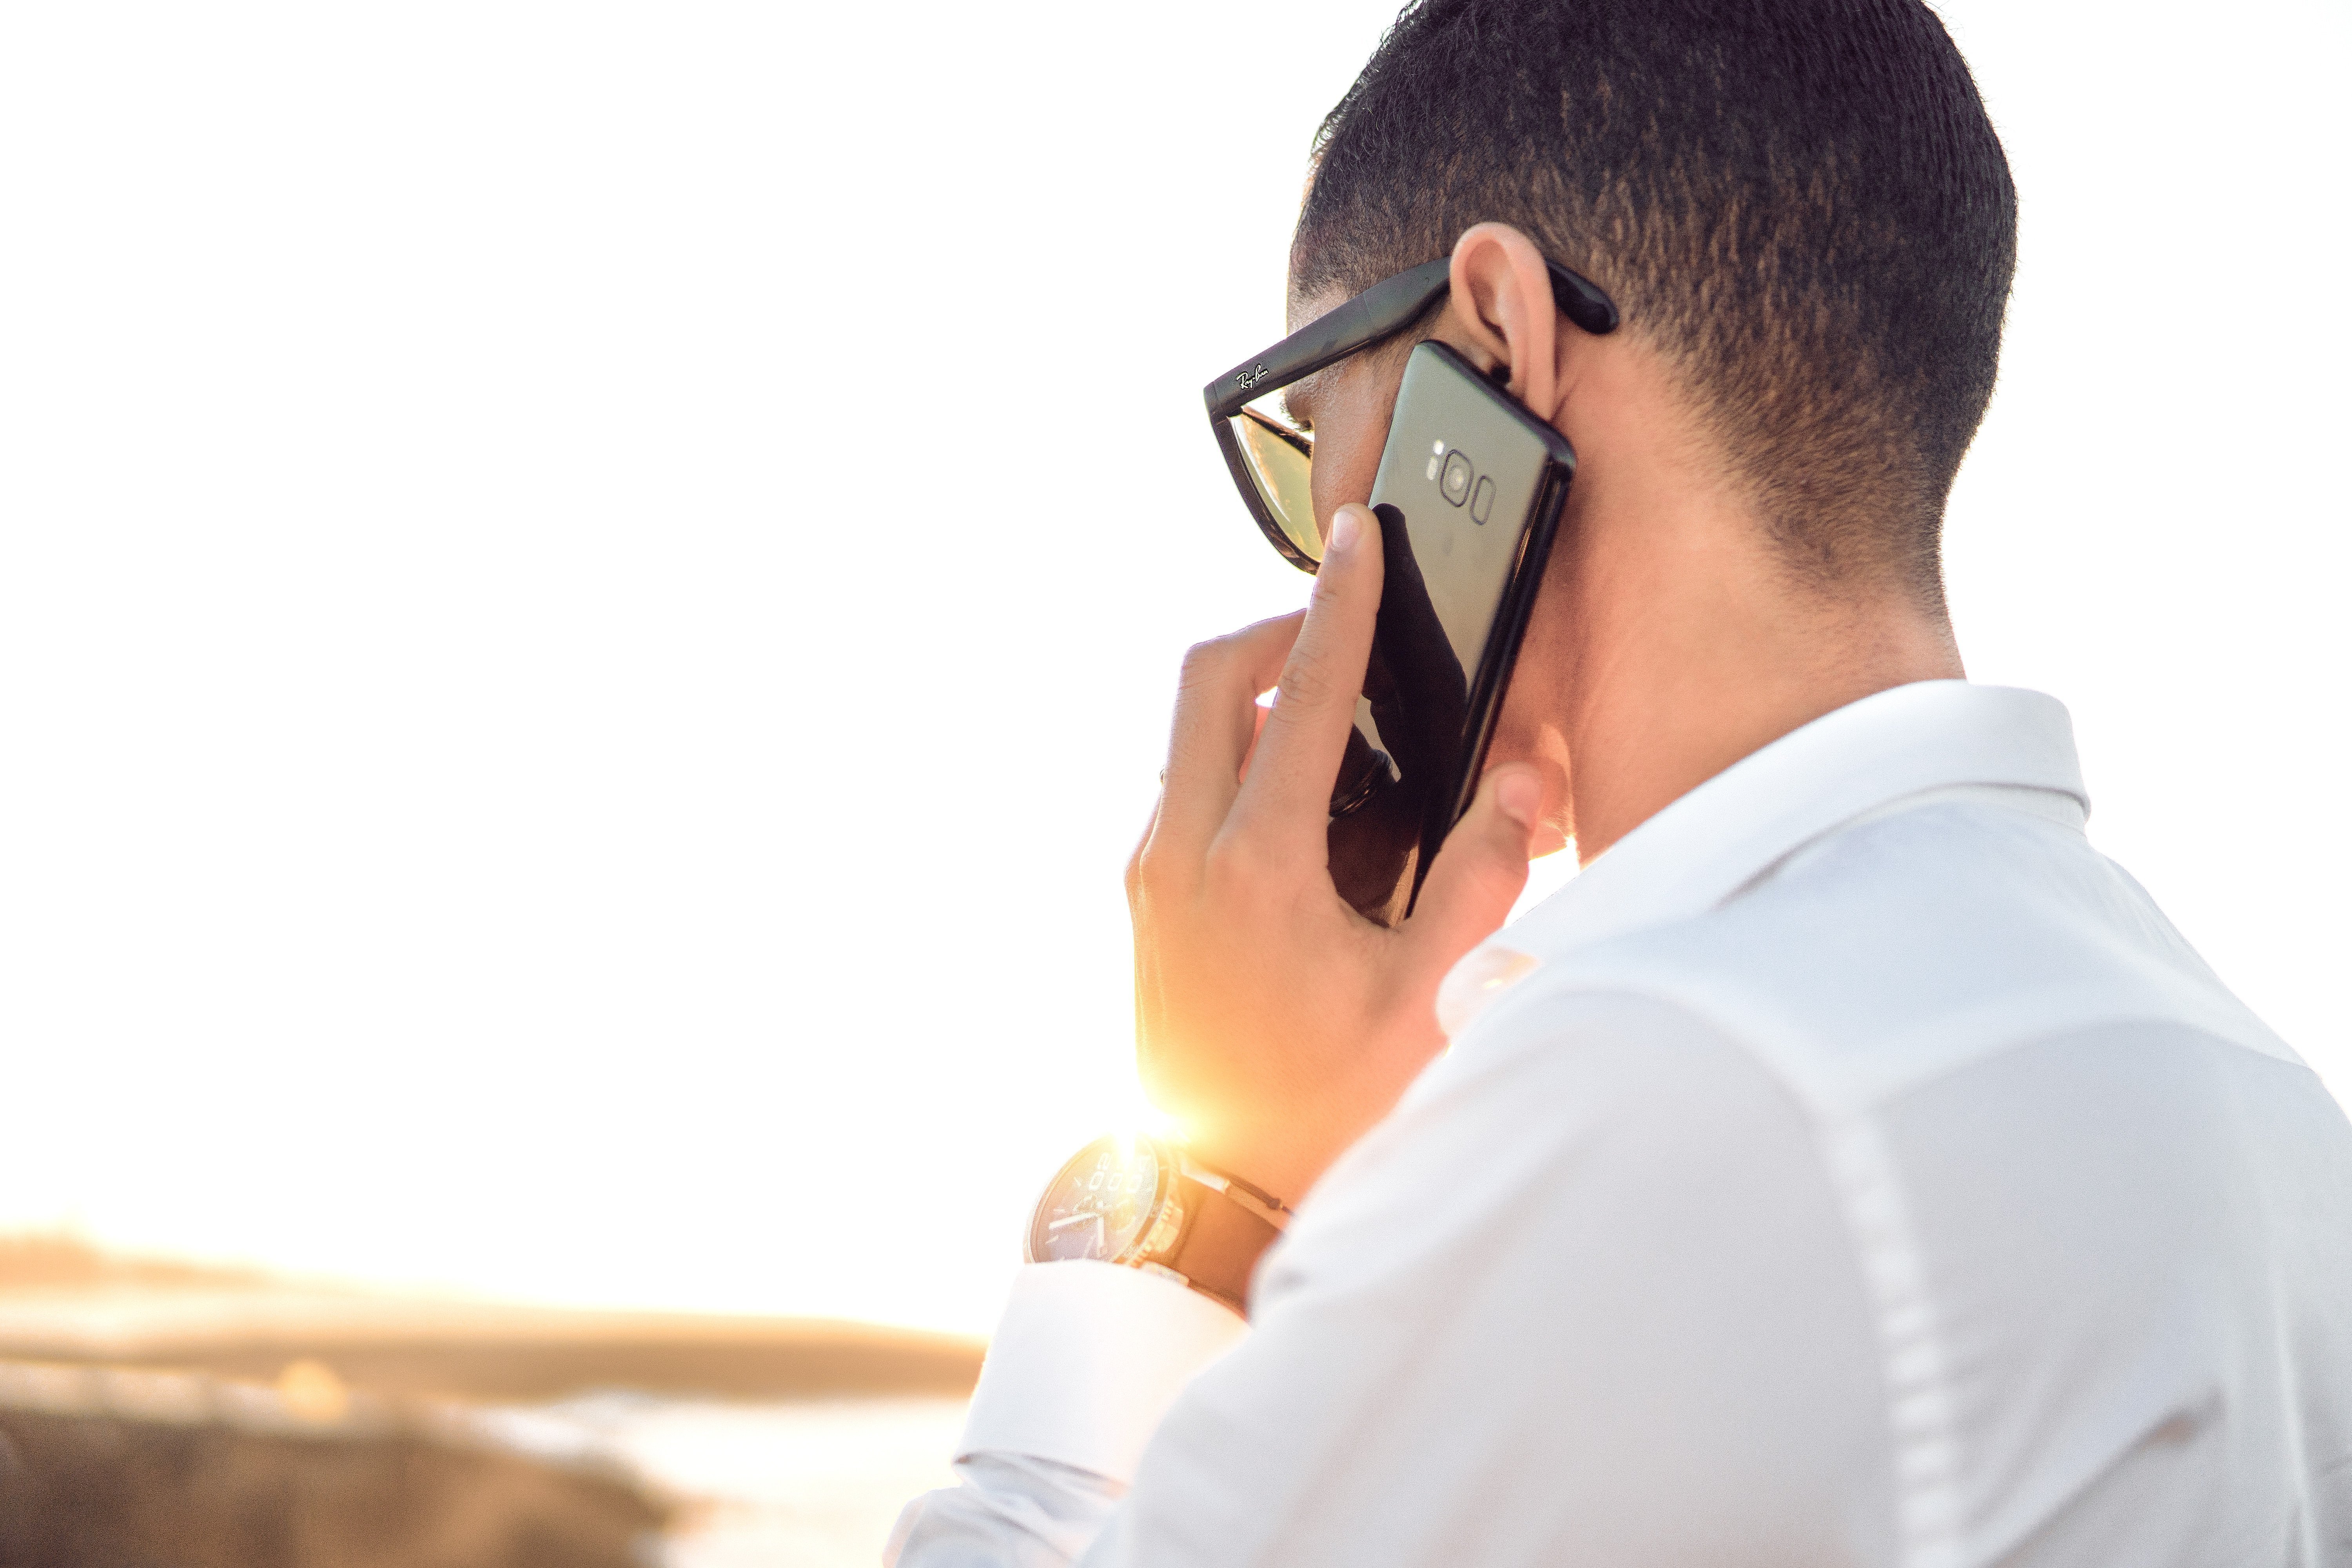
[899,989,1892,1566]
[885,1454,1123,1568]
[888,1260,1248,1567]
[1089,989,1893,1566]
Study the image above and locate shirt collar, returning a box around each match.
[1436,681,2089,1037]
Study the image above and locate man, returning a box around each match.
[894,0,2352,1561]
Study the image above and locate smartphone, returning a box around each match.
[1329,339,1575,920]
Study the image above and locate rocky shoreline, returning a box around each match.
[0,1238,981,1565]
[0,1357,664,1568]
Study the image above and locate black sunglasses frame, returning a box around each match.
[1203,256,1619,573]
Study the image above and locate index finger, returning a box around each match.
[1229,503,1384,853]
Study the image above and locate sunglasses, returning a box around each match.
[1203,256,1619,573]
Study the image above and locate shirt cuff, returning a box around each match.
[956,1260,1249,1485]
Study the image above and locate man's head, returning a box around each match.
[1292,0,2015,608]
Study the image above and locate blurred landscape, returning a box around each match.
[0,1235,975,1566]
[0,1,2339,1562]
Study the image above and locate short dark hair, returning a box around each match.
[1295,0,2016,603]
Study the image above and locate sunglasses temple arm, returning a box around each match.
[1545,261,1620,336]
[1203,259,1454,417]
[1202,257,1616,417]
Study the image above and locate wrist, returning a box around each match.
[1182,1116,1362,1217]
[1026,1135,1290,1316]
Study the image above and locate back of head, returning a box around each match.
[1296,0,2016,607]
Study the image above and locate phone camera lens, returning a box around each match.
[1440,450,1474,506]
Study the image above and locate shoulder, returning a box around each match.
[1456,799,2293,1125]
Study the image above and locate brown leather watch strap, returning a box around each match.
[1168,1171,1285,1316]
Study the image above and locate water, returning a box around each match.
[476,1393,967,1566]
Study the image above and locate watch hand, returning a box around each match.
[1048,1212,1107,1232]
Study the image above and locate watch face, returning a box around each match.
[1029,1136,1163,1263]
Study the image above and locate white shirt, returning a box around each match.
[891,682,2352,1566]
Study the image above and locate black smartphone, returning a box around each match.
[1328,339,1575,921]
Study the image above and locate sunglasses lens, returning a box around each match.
[1231,407,1320,565]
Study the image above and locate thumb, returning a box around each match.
[1400,762,1540,973]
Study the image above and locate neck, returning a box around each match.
[1509,434,1965,865]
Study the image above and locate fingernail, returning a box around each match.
[1328,507,1361,554]
[1495,770,1540,829]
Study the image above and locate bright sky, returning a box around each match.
[0,2,2344,1337]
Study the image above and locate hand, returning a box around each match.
[1127,503,1543,1206]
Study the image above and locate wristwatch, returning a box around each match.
[1025,1134,1290,1316]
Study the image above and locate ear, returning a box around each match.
[1446,223,1573,426]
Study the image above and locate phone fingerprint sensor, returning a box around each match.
[1470,474,1496,524]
